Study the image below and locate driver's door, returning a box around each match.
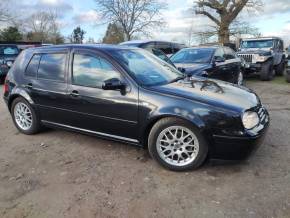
[66,49,139,141]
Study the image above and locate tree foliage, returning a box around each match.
[195,0,263,44]
[0,26,23,42]
[72,26,86,44]
[95,0,167,40]
[103,23,124,44]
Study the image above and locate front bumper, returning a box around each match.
[210,110,270,160]
[243,63,262,73]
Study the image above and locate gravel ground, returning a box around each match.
[0,81,290,218]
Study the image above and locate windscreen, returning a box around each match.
[110,48,183,86]
[241,40,274,49]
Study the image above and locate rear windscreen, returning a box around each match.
[0,46,19,55]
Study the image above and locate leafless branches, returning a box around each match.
[95,0,167,40]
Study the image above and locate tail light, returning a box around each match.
[3,77,9,93]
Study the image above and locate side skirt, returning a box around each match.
[41,120,141,146]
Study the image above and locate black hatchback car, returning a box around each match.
[170,46,244,85]
[3,45,269,171]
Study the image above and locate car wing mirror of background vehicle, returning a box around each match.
[102,78,127,93]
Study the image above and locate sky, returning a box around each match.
[6,0,290,45]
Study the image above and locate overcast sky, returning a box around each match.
[8,0,290,45]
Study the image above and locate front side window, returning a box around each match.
[72,53,120,88]
[223,47,236,60]
[38,53,66,81]
[110,48,182,86]
[171,48,214,64]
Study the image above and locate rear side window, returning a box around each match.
[38,53,66,81]
[72,53,120,88]
[25,54,41,77]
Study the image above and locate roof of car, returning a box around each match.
[241,37,283,41]
[29,44,139,52]
[120,40,185,45]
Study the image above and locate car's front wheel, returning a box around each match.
[276,60,285,76]
[260,60,274,81]
[11,97,41,135]
[148,118,208,171]
[236,71,244,86]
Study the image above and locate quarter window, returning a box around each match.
[25,54,41,77]
[72,53,120,88]
[38,53,66,81]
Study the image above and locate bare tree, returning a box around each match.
[94,0,167,41]
[195,0,263,44]
[24,11,64,44]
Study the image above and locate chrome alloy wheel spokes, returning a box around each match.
[14,102,33,131]
[157,126,199,167]
[238,72,243,86]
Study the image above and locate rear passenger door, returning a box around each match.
[24,49,70,124]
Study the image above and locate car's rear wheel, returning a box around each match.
[11,97,41,135]
[286,73,290,83]
[276,60,285,76]
[148,118,208,171]
[260,61,274,81]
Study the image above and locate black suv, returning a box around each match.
[0,44,20,83]
[3,45,269,171]
[170,46,243,85]
[286,58,290,83]
[237,37,285,81]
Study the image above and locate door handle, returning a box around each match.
[70,90,79,97]
[26,83,33,89]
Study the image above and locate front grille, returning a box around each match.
[238,54,253,63]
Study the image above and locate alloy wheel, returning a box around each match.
[156,126,199,167]
[14,102,33,131]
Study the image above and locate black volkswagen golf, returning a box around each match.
[3,45,269,171]
[170,46,244,85]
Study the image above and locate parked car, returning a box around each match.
[3,45,269,171]
[237,37,285,81]
[286,58,290,83]
[170,46,244,85]
[0,44,20,84]
[120,40,186,57]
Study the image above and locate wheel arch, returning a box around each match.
[8,88,35,111]
[141,113,209,149]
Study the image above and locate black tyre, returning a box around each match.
[286,73,290,83]
[260,60,274,81]
[0,76,5,84]
[276,60,285,76]
[148,117,208,171]
[11,97,41,135]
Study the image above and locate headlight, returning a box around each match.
[253,54,269,62]
[242,111,259,129]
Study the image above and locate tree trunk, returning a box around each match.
[218,24,230,45]
[124,31,131,41]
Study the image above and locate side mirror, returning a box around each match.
[102,78,126,91]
